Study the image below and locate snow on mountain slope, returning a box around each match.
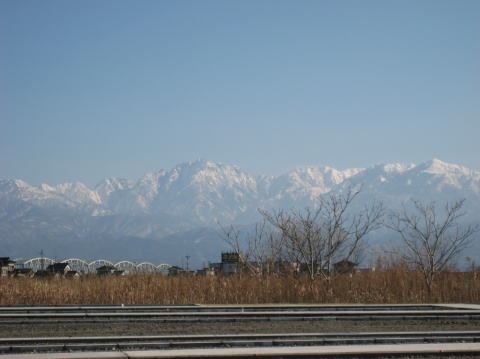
[415,158,480,192]
[261,166,364,209]
[335,159,480,218]
[2,158,479,265]
[95,177,133,202]
[1,158,479,228]
[0,179,89,210]
[139,160,260,223]
[48,182,102,205]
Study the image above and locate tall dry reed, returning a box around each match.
[0,270,478,305]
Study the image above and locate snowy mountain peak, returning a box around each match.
[418,158,475,177]
[13,179,31,188]
[1,159,478,227]
[383,163,415,173]
[163,159,255,189]
[176,158,224,172]
[262,165,365,203]
[0,179,32,196]
[39,183,55,192]
[95,177,133,202]
[2,159,479,266]
[52,182,102,204]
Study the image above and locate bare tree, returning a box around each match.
[246,219,285,274]
[218,219,283,275]
[260,206,323,280]
[218,223,243,259]
[261,187,384,281]
[386,199,479,292]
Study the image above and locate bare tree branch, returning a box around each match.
[386,199,480,292]
[260,187,383,280]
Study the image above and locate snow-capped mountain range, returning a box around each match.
[1,159,479,266]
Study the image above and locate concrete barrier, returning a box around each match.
[2,343,480,359]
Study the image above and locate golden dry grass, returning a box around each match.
[0,270,478,305]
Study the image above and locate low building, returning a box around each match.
[333,259,359,274]
[33,270,50,278]
[168,266,194,276]
[196,268,215,276]
[208,262,222,272]
[14,268,33,277]
[0,257,15,277]
[65,270,80,278]
[274,260,300,275]
[221,261,240,274]
[46,262,71,276]
[220,252,240,274]
[167,266,183,276]
[96,265,123,276]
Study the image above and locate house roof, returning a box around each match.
[47,263,69,271]
[65,270,79,277]
[96,265,116,271]
[334,259,358,266]
[0,257,15,266]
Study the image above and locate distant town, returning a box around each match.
[0,253,363,278]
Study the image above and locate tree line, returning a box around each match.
[220,187,479,292]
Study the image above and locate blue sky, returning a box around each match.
[1,0,479,186]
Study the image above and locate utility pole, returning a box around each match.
[185,255,190,272]
[40,249,45,271]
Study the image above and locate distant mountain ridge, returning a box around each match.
[1,159,479,266]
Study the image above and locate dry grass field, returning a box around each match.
[1,270,479,305]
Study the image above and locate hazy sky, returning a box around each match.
[1,0,479,186]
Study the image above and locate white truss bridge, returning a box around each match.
[13,257,172,274]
